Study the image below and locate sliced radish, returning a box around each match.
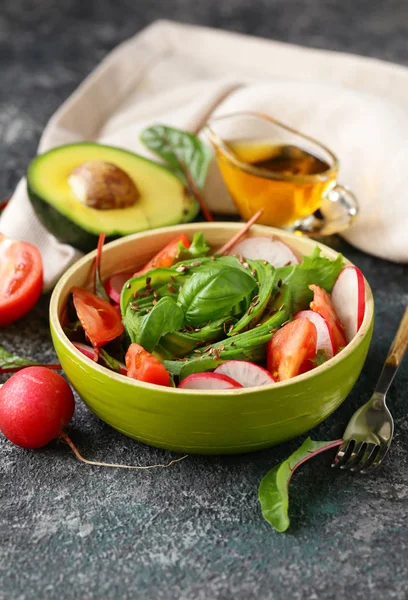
[178,373,243,390]
[331,266,366,342]
[73,342,127,375]
[294,310,334,359]
[73,342,95,361]
[104,272,133,305]
[229,236,299,267]
[214,360,275,387]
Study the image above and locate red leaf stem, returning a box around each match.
[216,209,264,255]
[0,363,62,374]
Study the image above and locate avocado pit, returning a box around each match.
[68,160,140,210]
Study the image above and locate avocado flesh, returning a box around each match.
[27,143,199,252]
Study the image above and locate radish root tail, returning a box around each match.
[60,432,188,470]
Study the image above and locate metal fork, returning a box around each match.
[332,305,408,473]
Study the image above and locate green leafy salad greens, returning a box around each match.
[117,233,343,382]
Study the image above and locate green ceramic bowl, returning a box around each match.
[50,223,374,454]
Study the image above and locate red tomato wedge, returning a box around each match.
[267,318,317,381]
[0,233,43,326]
[72,287,124,348]
[309,284,347,354]
[125,343,170,387]
[133,234,190,276]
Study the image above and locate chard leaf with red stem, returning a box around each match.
[140,125,214,221]
[258,437,342,532]
[0,345,61,374]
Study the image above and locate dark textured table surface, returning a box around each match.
[1,1,408,599]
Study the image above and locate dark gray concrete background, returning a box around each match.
[1,1,408,599]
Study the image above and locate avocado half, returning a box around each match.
[27,143,199,252]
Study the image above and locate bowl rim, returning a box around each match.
[50,222,374,396]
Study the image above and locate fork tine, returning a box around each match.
[352,443,379,473]
[340,441,367,471]
[350,443,378,472]
[360,445,390,474]
[331,440,354,468]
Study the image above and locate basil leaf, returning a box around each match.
[160,317,235,358]
[177,343,270,380]
[276,247,343,313]
[261,283,292,324]
[162,357,224,378]
[137,297,185,353]
[230,260,275,334]
[212,309,287,350]
[164,309,288,379]
[120,268,184,314]
[179,357,224,379]
[141,125,212,191]
[258,438,342,533]
[123,306,144,344]
[0,345,37,372]
[178,265,256,327]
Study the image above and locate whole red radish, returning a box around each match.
[0,367,75,449]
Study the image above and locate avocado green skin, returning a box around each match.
[50,319,373,455]
[28,185,199,253]
[28,186,104,253]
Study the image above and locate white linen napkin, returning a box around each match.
[2,19,408,291]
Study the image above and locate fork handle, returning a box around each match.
[386,306,408,367]
[375,306,408,397]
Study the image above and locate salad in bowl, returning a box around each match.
[50,223,373,454]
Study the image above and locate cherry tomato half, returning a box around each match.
[125,343,170,387]
[133,234,190,276]
[309,284,347,354]
[267,318,317,381]
[0,233,43,326]
[72,287,124,348]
